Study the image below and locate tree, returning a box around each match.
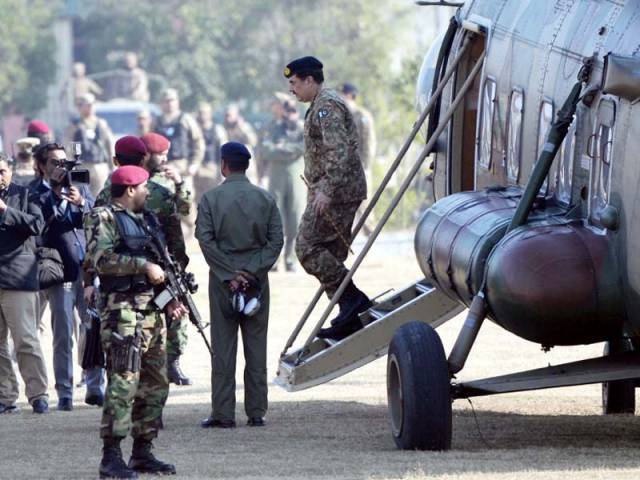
[0,0,57,115]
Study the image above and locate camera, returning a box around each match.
[52,142,91,187]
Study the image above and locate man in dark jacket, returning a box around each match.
[0,153,49,414]
[32,143,100,411]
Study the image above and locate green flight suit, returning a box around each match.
[195,173,283,422]
[259,118,305,267]
[95,171,192,357]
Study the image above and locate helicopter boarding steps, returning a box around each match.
[275,280,464,392]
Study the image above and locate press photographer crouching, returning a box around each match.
[31,143,102,411]
[0,153,49,415]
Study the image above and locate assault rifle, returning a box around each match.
[145,221,213,357]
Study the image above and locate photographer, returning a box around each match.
[32,143,102,411]
[0,153,49,415]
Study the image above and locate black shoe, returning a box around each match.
[168,355,193,386]
[0,402,20,414]
[285,262,296,272]
[201,416,236,428]
[129,438,176,475]
[86,393,104,407]
[100,437,138,479]
[31,398,48,414]
[317,316,363,340]
[247,417,265,427]
[327,280,372,328]
[57,398,73,411]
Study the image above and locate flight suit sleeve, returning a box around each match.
[241,198,284,278]
[83,209,147,275]
[185,115,205,169]
[195,197,237,283]
[313,103,354,201]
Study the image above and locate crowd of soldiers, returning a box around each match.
[0,54,376,479]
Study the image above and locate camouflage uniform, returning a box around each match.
[95,171,192,357]
[296,88,366,297]
[259,117,305,268]
[83,203,169,440]
[224,121,260,184]
[154,112,204,231]
[347,102,377,234]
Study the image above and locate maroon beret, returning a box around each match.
[115,135,148,158]
[27,120,50,135]
[111,165,149,186]
[140,132,170,154]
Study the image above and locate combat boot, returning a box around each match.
[129,437,176,475]
[318,281,372,340]
[99,437,138,479]
[167,354,193,385]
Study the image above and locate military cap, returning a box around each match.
[141,132,170,154]
[162,88,179,101]
[111,165,149,186]
[284,56,323,78]
[115,135,147,158]
[340,82,358,96]
[77,93,96,105]
[16,137,40,152]
[27,120,50,136]
[221,141,251,165]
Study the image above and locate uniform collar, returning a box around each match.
[223,173,249,183]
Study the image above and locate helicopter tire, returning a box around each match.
[387,321,452,450]
[602,338,636,415]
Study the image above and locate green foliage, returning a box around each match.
[0,0,57,115]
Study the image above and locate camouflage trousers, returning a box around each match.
[100,308,169,440]
[295,201,360,297]
[166,316,188,357]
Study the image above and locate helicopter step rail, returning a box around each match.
[275,279,464,392]
[451,351,640,399]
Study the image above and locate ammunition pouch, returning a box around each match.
[100,274,151,294]
[107,331,142,374]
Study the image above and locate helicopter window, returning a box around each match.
[588,99,616,226]
[555,123,575,205]
[537,101,554,193]
[476,77,496,170]
[506,88,524,182]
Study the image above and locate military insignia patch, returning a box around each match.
[318,109,328,118]
[284,67,291,77]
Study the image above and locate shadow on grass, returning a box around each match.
[2,399,640,479]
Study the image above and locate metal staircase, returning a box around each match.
[276,280,463,391]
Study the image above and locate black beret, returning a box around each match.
[221,141,251,165]
[284,56,323,78]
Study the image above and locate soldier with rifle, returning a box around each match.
[84,165,186,479]
[95,134,195,385]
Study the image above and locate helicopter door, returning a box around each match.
[449,30,487,193]
[587,98,616,228]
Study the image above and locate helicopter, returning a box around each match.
[277,0,640,451]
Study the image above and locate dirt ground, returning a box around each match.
[2,233,640,479]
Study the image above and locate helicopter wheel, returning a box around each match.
[387,321,452,450]
[602,338,636,415]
